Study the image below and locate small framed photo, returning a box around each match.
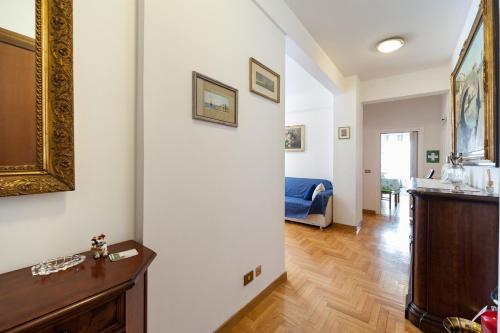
[285,125,305,152]
[249,57,280,103]
[338,126,350,140]
[192,71,238,127]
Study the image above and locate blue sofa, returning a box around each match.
[285,177,334,228]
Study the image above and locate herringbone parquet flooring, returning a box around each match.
[230,212,422,333]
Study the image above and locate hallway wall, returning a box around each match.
[285,56,334,181]
[363,94,446,213]
[333,77,363,226]
[140,0,285,331]
[285,108,334,181]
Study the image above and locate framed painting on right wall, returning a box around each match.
[451,0,498,165]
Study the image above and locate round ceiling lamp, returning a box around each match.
[376,37,405,53]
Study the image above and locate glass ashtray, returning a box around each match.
[31,255,86,276]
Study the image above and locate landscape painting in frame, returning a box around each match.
[193,71,238,127]
[250,58,280,103]
[285,125,304,152]
[451,0,497,164]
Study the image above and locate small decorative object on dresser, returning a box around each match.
[485,168,495,193]
[447,152,468,192]
[31,254,86,276]
[249,57,280,103]
[338,126,350,139]
[0,241,156,333]
[91,233,108,259]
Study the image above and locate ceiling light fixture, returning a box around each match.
[376,37,405,53]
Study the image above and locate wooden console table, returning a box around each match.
[406,181,498,333]
[0,240,156,333]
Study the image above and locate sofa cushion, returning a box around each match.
[311,183,326,201]
[303,184,316,200]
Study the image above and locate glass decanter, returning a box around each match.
[448,153,466,192]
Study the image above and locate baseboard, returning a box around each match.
[362,209,376,215]
[331,221,363,234]
[213,272,288,333]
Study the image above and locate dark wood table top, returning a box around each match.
[0,240,156,332]
[407,178,499,203]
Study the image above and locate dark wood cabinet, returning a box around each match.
[406,184,498,333]
[0,241,156,333]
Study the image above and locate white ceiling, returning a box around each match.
[284,0,472,80]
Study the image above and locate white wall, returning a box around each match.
[451,0,481,67]
[0,0,136,273]
[361,66,449,104]
[285,108,334,180]
[363,95,447,213]
[140,0,285,332]
[285,56,334,181]
[441,92,452,159]
[333,76,363,226]
[0,0,35,38]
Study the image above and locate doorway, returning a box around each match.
[380,131,418,216]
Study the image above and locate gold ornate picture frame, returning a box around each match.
[0,0,74,197]
[450,0,497,165]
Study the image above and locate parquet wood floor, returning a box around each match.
[229,212,422,333]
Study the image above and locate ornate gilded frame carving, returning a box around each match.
[450,0,498,165]
[0,0,74,196]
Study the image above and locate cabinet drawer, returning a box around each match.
[34,294,125,333]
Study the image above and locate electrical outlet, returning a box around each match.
[255,265,262,277]
[243,271,254,286]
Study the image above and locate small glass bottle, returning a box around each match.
[441,156,451,183]
[485,168,495,194]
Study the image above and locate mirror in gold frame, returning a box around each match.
[0,0,74,197]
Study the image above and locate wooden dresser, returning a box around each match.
[406,181,498,333]
[0,241,156,333]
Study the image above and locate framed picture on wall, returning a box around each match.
[338,126,351,140]
[192,71,238,127]
[285,125,304,152]
[450,0,497,164]
[249,57,280,103]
